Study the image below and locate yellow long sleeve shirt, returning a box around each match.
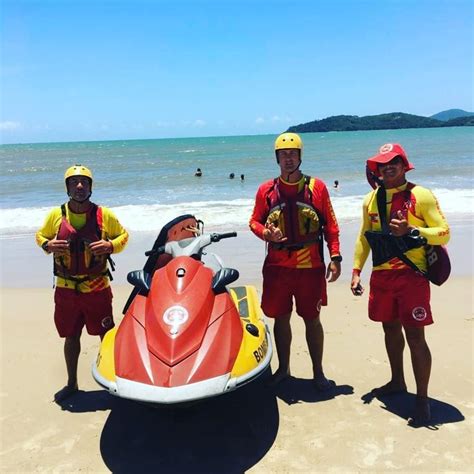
[36,203,129,292]
[353,183,450,273]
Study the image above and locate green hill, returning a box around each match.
[444,116,474,126]
[430,109,474,121]
[287,112,473,134]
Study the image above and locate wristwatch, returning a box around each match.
[408,228,420,237]
[331,255,343,262]
[41,240,49,251]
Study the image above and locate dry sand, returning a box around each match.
[1,277,472,473]
[1,217,473,472]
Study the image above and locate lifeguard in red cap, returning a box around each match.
[351,143,450,426]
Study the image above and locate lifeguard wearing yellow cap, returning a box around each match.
[274,132,303,152]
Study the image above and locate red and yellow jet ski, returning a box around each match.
[92,215,272,404]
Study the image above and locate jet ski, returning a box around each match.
[92,215,272,404]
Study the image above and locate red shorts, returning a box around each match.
[54,287,114,337]
[262,265,327,320]
[369,270,433,327]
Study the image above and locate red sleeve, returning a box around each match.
[249,181,271,240]
[312,179,341,257]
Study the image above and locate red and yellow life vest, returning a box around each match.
[265,176,323,250]
[54,203,108,278]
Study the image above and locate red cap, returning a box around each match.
[366,143,415,176]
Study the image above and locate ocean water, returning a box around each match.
[0,127,472,238]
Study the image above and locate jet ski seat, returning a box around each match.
[123,215,202,314]
[212,267,239,294]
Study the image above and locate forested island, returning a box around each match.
[287,110,474,133]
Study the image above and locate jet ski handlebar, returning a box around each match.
[144,232,237,258]
[210,231,237,242]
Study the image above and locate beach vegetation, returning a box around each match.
[288,111,474,134]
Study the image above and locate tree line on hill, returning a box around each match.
[287,111,474,134]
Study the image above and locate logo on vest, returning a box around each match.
[369,213,379,223]
[412,307,427,321]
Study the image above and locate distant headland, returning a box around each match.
[287,109,474,134]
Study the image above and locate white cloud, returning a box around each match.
[32,124,51,131]
[156,121,173,127]
[271,115,292,122]
[0,121,21,131]
[193,119,206,127]
[255,117,265,124]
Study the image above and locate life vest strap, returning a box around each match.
[270,239,321,252]
[56,269,112,291]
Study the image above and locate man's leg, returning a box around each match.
[272,313,292,384]
[373,320,407,395]
[303,316,333,390]
[54,334,81,402]
[404,326,431,423]
[64,334,81,388]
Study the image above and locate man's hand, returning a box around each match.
[46,239,69,255]
[351,273,364,296]
[326,261,341,282]
[389,210,410,236]
[263,223,287,243]
[89,240,113,256]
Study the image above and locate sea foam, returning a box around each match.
[1,188,471,237]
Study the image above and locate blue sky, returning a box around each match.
[1,0,472,144]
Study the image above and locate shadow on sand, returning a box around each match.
[273,376,354,405]
[55,389,119,412]
[58,378,279,473]
[361,390,465,430]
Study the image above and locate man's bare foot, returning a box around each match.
[313,373,335,391]
[371,381,407,396]
[408,396,431,426]
[268,369,290,387]
[53,384,79,403]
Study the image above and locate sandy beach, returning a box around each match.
[1,218,473,472]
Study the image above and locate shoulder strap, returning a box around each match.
[93,205,116,273]
[303,175,313,202]
[94,205,103,238]
[265,178,279,209]
[376,186,390,233]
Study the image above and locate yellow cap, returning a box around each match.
[64,165,93,182]
[274,132,303,151]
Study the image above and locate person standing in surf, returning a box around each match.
[36,165,129,403]
[351,143,450,425]
[249,132,342,389]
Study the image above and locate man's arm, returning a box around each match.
[313,180,341,281]
[35,208,66,253]
[351,194,372,295]
[415,188,450,245]
[249,185,269,241]
[316,181,341,259]
[352,195,372,272]
[101,208,129,253]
